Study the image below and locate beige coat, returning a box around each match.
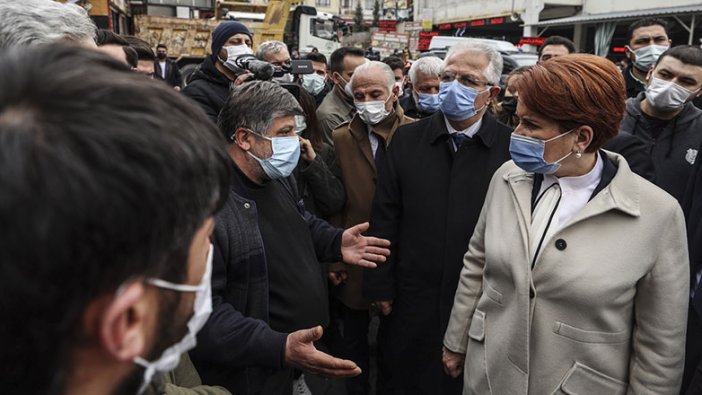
[330,105,414,310]
[444,152,689,395]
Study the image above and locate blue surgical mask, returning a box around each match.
[509,130,575,174]
[416,92,440,113]
[439,80,488,121]
[247,133,301,179]
[302,73,326,96]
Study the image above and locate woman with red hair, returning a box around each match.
[442,54,689,394]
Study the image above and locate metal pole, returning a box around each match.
[689,14,696,46]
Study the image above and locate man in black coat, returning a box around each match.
[364,40,512,394]
[682,139,702,394]
[154,44,183,90]
[183,21,253,123]
[191,81,391,395]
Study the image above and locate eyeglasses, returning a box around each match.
[439,71,491,89]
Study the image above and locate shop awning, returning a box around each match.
[525,4,702,27]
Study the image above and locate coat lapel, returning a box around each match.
[504,169,534,265]
[348,115,376,172]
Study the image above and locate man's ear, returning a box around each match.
[97,281,150,362]
[392,85,400,98]
[625,46,634,61]
[233,128,254,151]
[488,85,501,100]
[646,67,654,82]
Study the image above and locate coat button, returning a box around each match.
[530,288,535,299]
[555,239,567,250]
[244,203,251,209]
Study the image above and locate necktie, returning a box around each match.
[373,132,386,173]
[451,133,469,151]
[530,183,561,265]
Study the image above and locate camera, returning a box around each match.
[231,55,314,81]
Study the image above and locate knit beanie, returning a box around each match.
[211,21,252,61]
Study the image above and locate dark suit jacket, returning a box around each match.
[363,110,512,394]
[154,58,183,88]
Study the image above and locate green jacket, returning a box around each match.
[143,353,232,395]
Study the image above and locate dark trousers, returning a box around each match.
[341,305,371,395]
[684,305,702,394]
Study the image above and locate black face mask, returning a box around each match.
[501,97,518,116]
[157,53,167,60]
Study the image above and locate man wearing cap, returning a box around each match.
[184,21,254,123]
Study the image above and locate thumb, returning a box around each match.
[298,326,323,343]
[352,222,370,234]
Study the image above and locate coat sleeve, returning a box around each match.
[603,134,655,182]
[302,201,343,263]
[172,62,183,88]
[443,196,489,354]
[362,133,403,301]
[627,203,689,394]
[192,216,288,369]
[298,143,346,217]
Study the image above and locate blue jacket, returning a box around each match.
[191,163,343,394]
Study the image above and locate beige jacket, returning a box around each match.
[444,152,689,395]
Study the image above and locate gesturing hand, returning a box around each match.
[341,222,391,268]
[442,346,465,378]
[285,326,362,377]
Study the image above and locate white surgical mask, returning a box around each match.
[247,134,301,179]
[273,73,294,84]
[628,44,669,72]
[355,94,393,125]
[221,44,253,70]
[134,244,214,394]
[645,76,699,112]
[302,73,326,96]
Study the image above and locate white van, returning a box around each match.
[429,36,519,53]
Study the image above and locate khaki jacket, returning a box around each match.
[444,152,689,395]
[330,105,414,310]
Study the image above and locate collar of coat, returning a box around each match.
[502,151,641,223]
[426,110,500,148]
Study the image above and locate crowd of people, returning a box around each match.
[2,1,702,395]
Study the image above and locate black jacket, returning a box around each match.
[623,65,646,99]
[192,164,343,394]
[619,93,702,202]
[363,111,512,394]
[154,58,183,88]
[602,132,655,182]
[183,57,231,124]
[399,93,434,119]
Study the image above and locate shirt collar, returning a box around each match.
[443,115,483,138]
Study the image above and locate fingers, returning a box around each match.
[364,246,391,256]
[294,326,323,343]
[364,236,391,248]
[361,253,387,263]
[353,259,378,269]
[305,352,361,377]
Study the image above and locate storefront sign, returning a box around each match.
[379,20,398,31]
[519,37,546,46]
[418,30,438,51]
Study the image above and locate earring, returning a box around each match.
[575,150,582,159]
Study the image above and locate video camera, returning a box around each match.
[231,54,314,81]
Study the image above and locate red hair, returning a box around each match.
[514,54,626,152]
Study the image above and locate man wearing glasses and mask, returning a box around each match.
[363,39,512,395]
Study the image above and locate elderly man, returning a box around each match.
[317,47,367,145]
[619,45,702,203]
[0,45,230,395]
[0,0,96,48]
[624,18,672,98]
[191,81,391,395]
[400,55,443,118]
[184,21,253,123]
[331,61,414,395]
[363,39,512,394]
[537,35,575,63]
[256,40,294,83]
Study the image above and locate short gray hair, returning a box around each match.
[443,40,503,86]
[0,0,96,49]
[256,40,288,61]
[348,61,395,93]
[218,81,303,140]
[409,56,443,84]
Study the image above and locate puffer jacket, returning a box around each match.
[183,57,231,124]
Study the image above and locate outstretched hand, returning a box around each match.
[285,326,362,377]
[341,222,391,268]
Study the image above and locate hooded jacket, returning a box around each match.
[183,57,231,124]
[619,92,702,202]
